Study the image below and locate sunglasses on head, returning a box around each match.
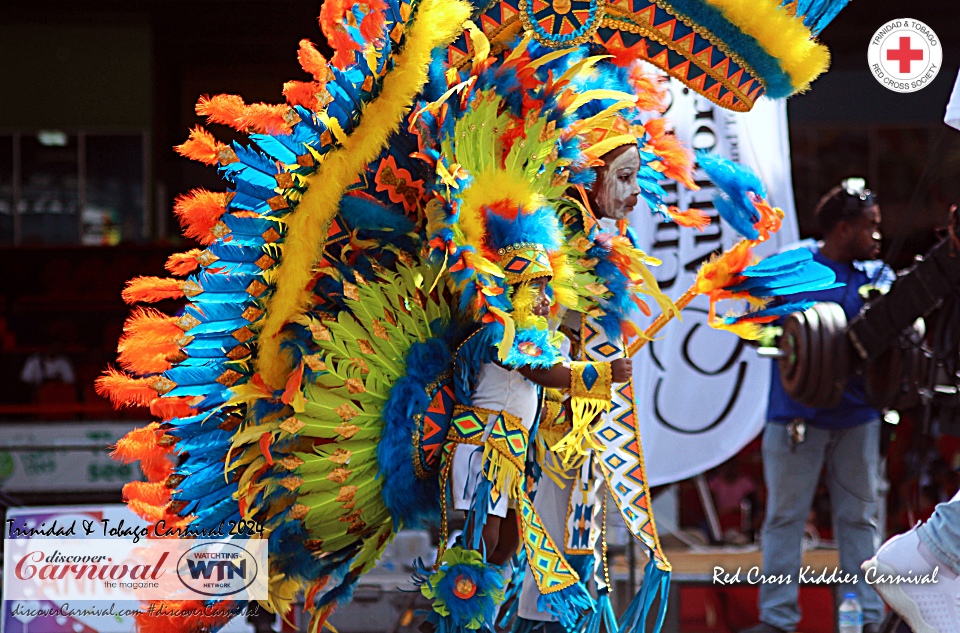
[841,177,876,210]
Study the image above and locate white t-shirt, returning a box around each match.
[20,354,76,386]
[450,362,539,518]
[945,69,960,131]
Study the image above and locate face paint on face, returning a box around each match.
[594,145,642,220]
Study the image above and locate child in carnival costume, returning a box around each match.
[413,41,639,633]
[511,72,699,633]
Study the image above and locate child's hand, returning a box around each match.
[610,358,632,383]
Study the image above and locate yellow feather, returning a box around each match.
[257,0,473,389]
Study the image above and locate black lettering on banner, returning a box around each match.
[651,309,749,434]
[654,362,748,434]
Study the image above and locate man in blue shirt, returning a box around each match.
[743,180,892,633]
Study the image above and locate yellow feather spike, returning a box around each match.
[463,20,490,70]
[257,0,473,389]
[555,54,611,89]
[504,31,533,63]
[567,89,637,114]
[527,46,580,70]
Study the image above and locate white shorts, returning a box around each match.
[450,443,515,519]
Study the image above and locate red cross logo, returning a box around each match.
[886,36,924,73]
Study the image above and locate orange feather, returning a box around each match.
[195,94,247,130]
[644,120,697,190]
[627,65,667,113]
[122,276,184,304]
[111,423,164,462]
[174,126,226,166]
[149,396,196,421]
[284,80,323,109]
[165,249,203,276]
[236,103,298,135]
[666,206,712,230]
[122,480,171,507]
[173,188,230,245]
[96,368,160,408]
[297,39,332,80]
[121,306,183,339]
[117,331,179,374]
[111,423,176,482]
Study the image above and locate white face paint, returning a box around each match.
[594,146,642,220]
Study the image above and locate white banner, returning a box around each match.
[0,422,146,492]
[630,87,800,487]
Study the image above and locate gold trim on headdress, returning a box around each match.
[497,242,554,284]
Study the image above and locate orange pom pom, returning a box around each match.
[174,126,227,166]
[173,189,230,245]
[195,94,247,130]
[122,276,184,304]
[165,249,203,276]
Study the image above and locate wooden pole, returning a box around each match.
[627,285,699,357]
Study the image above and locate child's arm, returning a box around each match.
[518,357,632,388]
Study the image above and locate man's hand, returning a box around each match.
[611,358,632,383]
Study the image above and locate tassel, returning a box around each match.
[175,126,229,166]
[617,557,671,633]
[195,94,247,130]
[165,249,203,276]
[597,590,618,633]
[173,189,230,245]
[465,478,494,551]
[122,276,185,304]
[535,582,595,631]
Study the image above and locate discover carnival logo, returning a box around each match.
[868,18,942,93]
[3,538,268,601]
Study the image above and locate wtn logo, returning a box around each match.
[186,559,247,581]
